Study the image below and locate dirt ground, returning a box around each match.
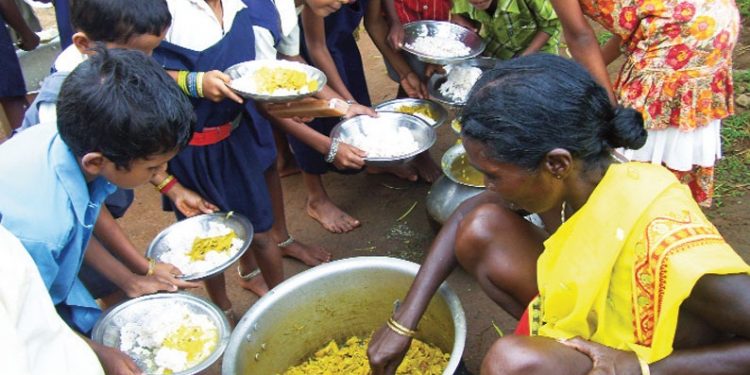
[111,33,750,374]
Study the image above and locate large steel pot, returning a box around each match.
[427,143,484,224]
[222,257,466,375]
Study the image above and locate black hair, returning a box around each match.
[57,48,195,169]
[461,53,646,171]
[71,0,171,43]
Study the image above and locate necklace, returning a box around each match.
[560,201,567,224]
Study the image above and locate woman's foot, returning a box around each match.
[237,265,270,296]
[277,236,332,266]
[306,196,361,233]
[413,152,442,183]
[367,164,418,181]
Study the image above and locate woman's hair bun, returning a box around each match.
[606,106,647,149]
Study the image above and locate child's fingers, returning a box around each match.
[219,83,244,104]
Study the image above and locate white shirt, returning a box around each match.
[0,225,104,375]
[276,2,302,57]
[164,0,277,60]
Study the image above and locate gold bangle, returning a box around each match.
[154,175,175,192]
[196,72,205,98]
[146,257,156,276]
[638,357,650,375]
[386,317,416,337]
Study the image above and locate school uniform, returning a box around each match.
[0,12,27,99]
[153,0,281,231]
[289,1,371,174]
[0,123,116,334]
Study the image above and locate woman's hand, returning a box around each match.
[201,70,243,104]
[165,183,219,217]
[399,72,428,99]
[344,103,378,119]
[561,337,641,375]
[333,142,366,170]
[89,340,143,375]
[368,324,413,375]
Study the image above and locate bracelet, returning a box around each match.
[154,175,175,191]
[146,257,156,276]
[277,235,295,248]
[187,72,197,97]
[638,357,650,375]
[177,70,189,95]
[385,317,416,338]
[196,72,205,98]
[325,138,340,163]
[237,265,262,280]
[160,177,178,195]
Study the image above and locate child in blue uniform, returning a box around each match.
[0,48,195,373]
[20,0,212,307]
[153,0,288,318]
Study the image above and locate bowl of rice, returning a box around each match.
[373,98,449,128]
[402,20,486,65]
[92,293,231,375]
[330,112,437,167]
[146,212,253,281]
[225,60,326,102]
[428,57,498,106]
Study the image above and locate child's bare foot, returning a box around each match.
[278,157,300,178]
[413,152,442,183]
[307,197,361,233]
[367,164,418,182]
[237,266,270,296]
[279,237,332,266]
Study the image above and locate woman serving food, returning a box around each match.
[367,54,750,374]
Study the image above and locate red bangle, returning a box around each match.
[159,177,178,194]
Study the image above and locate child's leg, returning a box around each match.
[239,231,284,290]
[303,171,361,233]
[204,273,232,311]
[272,125,299,178]
[0,96,28,130]
[264,166,331,265]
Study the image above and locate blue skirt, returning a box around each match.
[0,13,26,98]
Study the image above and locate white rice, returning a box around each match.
[439,65,483,102]
[158,221,243,276]
[231,74,312,96]
[119,305,218,374]
[342,119,420,158]
[405,36,471,58]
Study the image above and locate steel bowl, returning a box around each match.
[92,293,231,375]
[330,111,437,168]
[222,256,466,375]
[428,57,499,107]
[224,60,327,102]
[374,98,449,128]
[402,20,486,65]
[146,212,253,281]
[441,143,485,188]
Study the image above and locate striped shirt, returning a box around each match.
[451,0,560,60]
[395,0,451,23]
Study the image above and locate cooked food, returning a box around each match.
[439,65,483,103]
[159,221,243,275]
[405,36,471,58]
[450,152,485,187]
[394,104,437,125]
[232,66,318,96]
[451,118,462,134]
[281,335,449,375]
[119,305,219,374]
[341,118,421,158]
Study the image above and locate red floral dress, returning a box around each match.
[579,0,740,206]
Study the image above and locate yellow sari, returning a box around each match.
[528,163,749,363]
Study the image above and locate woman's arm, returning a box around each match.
[549,0,615,102]
[300,6,357,101]
[600,34,623,66]
[368,191,503,374]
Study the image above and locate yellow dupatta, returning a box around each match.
[531,163,749,363]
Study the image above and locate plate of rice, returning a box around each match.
[428,57,498,106]
[330,112,436,167]
[91,293,231,375]
[225,60,327,102]
[146,212,253,281]
[402,21,486,64]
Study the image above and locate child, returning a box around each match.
[153,0,295,317]
[20,0,212,308]
[450,0,560,59]
[0,48,194,372]
[0,0,38,131]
